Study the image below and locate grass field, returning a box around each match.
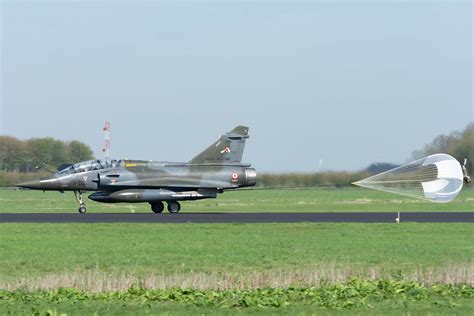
[2,282,473,315]
[1,223,473,288]
[1,222,474,314]
[1,187,473,314]
[1,222,473,314]
[1,186,474,213]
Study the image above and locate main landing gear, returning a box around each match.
[167,201,181,214]
[74,191,87,214]
[150,201,164,213]
[150,201,181,214]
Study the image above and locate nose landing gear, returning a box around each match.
[74,191,87,213]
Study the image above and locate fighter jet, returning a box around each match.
[18,126,257,214]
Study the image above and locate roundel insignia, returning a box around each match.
[231,173,239,182]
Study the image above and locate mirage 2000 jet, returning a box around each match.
[18,126,257,214]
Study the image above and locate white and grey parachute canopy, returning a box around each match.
[353,154,464,203]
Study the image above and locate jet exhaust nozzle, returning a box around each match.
[244,168,257,187]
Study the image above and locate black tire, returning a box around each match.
[151,201,164,213]
[167,201,181,214]
[78,205,87,214]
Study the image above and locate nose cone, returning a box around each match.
[17,177,61,190]
[17,179,43,190]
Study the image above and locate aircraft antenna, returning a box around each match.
[102,121,110,161]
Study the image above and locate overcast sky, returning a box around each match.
[1,1,472,172]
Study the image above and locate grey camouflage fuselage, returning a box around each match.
[18,126,256,213]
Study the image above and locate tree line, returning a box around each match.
[412,122,473,176]
[0,122,472,186]
[0,136,94,173]
[256,172,367,188]
[259,122,473,187]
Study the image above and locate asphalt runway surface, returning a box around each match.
[1,212,473,223]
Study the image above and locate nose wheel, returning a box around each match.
[78,205,87,213]
[74,191,87,214]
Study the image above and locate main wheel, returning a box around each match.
[78,205,87,214]
[167,201,181,214]
[151,201,164,213]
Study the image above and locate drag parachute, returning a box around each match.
[353,154,464,203]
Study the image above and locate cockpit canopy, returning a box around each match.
[57,159,121,175]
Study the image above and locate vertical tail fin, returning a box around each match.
[190,126,249,164]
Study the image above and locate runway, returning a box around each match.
[1,212,473,223]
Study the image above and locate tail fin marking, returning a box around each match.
[190,126,249,164]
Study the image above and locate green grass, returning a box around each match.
[2,186,474,213]
[4,298,474,316]
[1,187,473,314]
[1,223,473,288]
[2,281,473,315]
